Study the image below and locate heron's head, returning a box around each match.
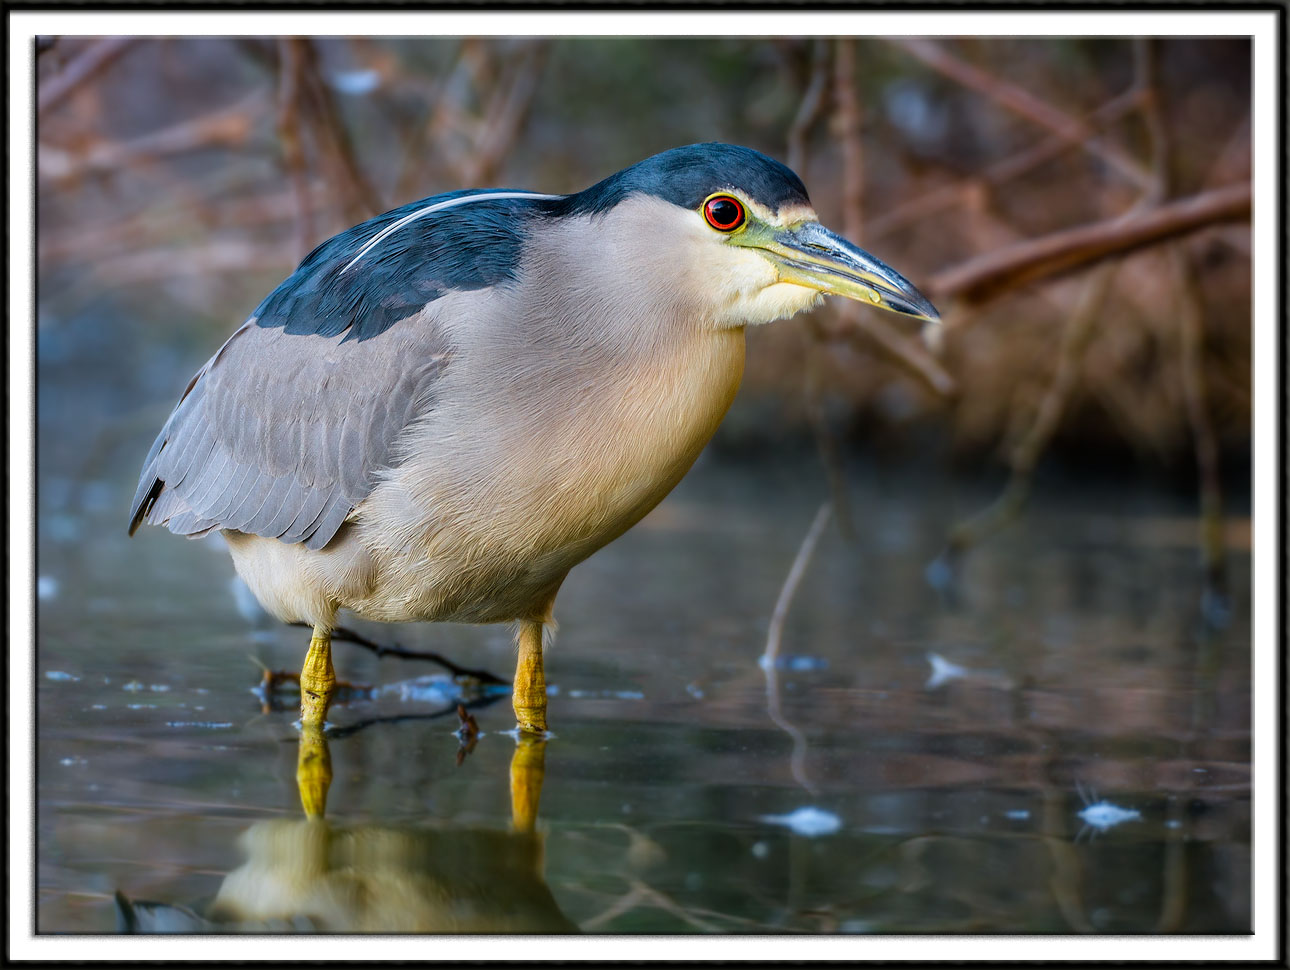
[554,143,940,331]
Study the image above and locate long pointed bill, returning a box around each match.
[759,222,941,325]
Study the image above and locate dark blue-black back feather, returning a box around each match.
[252,190,545,344]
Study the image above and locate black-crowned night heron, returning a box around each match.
[129,143,939,735]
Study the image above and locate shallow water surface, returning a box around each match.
[34,451,1251,936]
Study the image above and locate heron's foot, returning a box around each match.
[300,629,336,727]
[296,721,332,819]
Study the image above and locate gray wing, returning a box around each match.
[129,318,452,551]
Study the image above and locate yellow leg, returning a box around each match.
[296,722,332,819]
[513,619,548,734]
[509,734,547,833]
[300,625,336,727]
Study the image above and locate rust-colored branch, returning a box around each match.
[37,36,140,116]
[888,37,1153,191]
[928,182,1250,304]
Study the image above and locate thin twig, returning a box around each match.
[38,36,141,116]
[888,37,1153,191]
[295,38,384,220]
[813,314,957,398]
[833,38,864,245]
[1136,38,1230,626]
[942,262,1117,561]
[38,94,260,183]
[866,86,1144,244]
[928,181,1251,304]
[464,40,548,186]
[786,39,830,175]
[277,38,313,264]
[322,623,508,685]
[761,502,831,796]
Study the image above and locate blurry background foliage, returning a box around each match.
[36,35,1251,479]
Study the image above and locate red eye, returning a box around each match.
[703,195,746,232]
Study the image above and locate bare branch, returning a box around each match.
[38,36,140,116]
[942,261,1116,560]
[888,37,1153,191]
[464,40,548,186]
[295,38,384,219]
[38,95,260,183]
[928,182,1251,304]
[786,39,830,175]
[866,86,1144,243]
[277,38,314,264]
[814,313,958,398]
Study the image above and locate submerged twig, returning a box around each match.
[323,624,508,685]
[761,502,831,796]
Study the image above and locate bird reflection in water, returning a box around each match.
[116,728,576,934]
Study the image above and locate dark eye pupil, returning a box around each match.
[710,200,739,226]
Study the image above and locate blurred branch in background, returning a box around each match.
[886,37,1154,191]
[922,36,1241,625]
[927,182,1250,304]
[37,36,140,116]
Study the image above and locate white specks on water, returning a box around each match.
[925,652,968,689]
[59,756,87,767]
[759,806,842,837]
[1074,781,1141,839]
[88,704,106,711]
[685,683,705,699]
[751,841,770,859]
[45,670,79,682]
[1165,819,1182,829]
[1078,801,1141,831]
[166,721,234,729]
[38,576,60,600]
[126,703,157,710]
[1004,809,1031,820]
[565,689,644,700]
[123,681,172,693]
